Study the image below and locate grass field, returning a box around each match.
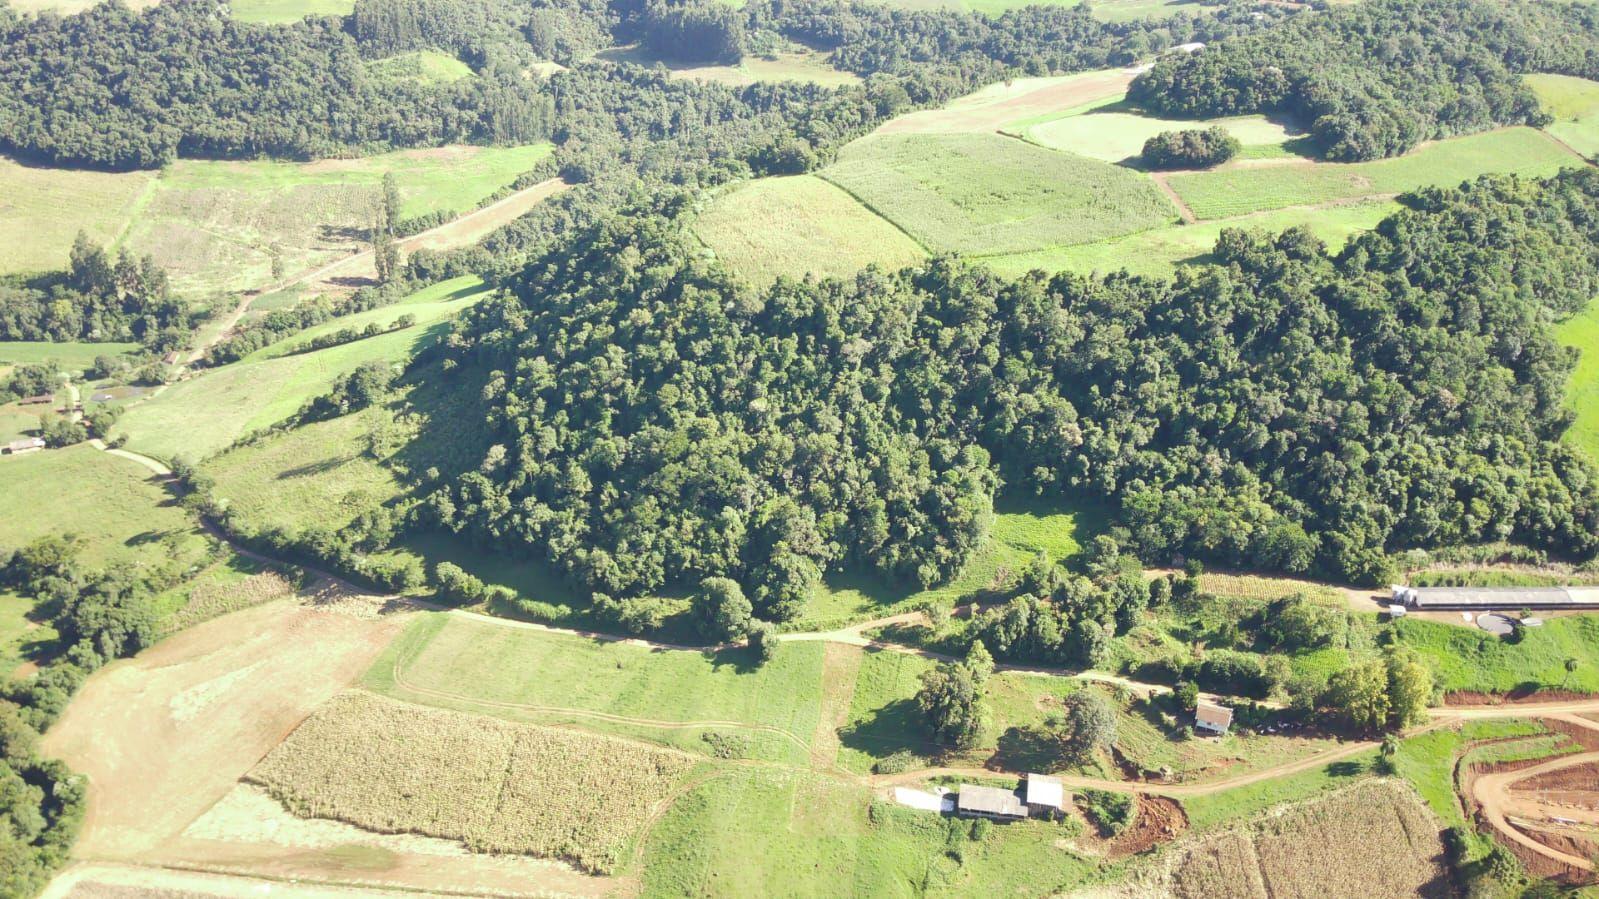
[980,198,1398,279]
[1556,300,1599,464]
[0,157,156,275]
[0,341,140,371]
[114,276,489,460]
[821,133,1177,256]
[595,46,858,87]
[695,176,927,283]
[0,444,213,571]
[366,50,475,85]
[1179,750,1377,832]
[1394,719,1548,832]
[1393,615,1599,695]
[1025,107,1297,164]
[0,590,55,677]
[1527,73,1599,159]
[229,0,353,22]
[1165,128,1584,220]
[640,766,1094,897]
[251,691,694,874]
[797,497,1098,628]
[366,612,828,765]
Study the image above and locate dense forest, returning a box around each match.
[0,234,190,350]
[1128,0,1599,161]
[418,170,1599,626]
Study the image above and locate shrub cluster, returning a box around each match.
[1140,126,1239,169]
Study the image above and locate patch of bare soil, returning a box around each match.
[1106,796,1188,859]
[1516,760,1599,792]
[1445,689,1598,706]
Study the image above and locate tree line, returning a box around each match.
[1128,0,1599,161]
[0,233,191,351]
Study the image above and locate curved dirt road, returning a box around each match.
[1470,714,1599,874]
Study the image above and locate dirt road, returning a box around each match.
[1470,713,1599,874]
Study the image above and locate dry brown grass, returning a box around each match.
[249,691,695,874]
[164,571,297,633]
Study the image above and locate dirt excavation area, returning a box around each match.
[40,594,612,898]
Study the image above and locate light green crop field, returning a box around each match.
[0,444,213,571]
[694,176,927,284]
[203,409,404,536]
[230,0,353,22]
[1394,615,1599,695]
[0,157,157,275]
[248,276,487,361]
[798,497,1098,628]
[640,766,1093,897]
[366,612,828,765]
[113,278,487,461]
[1555,300,1599,464]
[981,198,1398,279]
[1527,73,1599,159]
[366,50,476,85]
[125,145,549,294]
[1025,108,1296,164]
[595,46,858,87]
[822,133,1177,257]
[1166,128,1585,220]
[0,341,140,371]
[1180,751,1377,832]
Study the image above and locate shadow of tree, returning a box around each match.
[992,725,1063,773]
[839,698,936,761]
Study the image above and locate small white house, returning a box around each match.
[1024,774,1064,818]
[1195,699,1233,736]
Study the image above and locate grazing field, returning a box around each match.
[1556,300,1599,464]
[251,691,694,874]
[157,565,297,634]
[1179,752,1377,832]
[1394,615,1599,695]
[798,497,1097,627]
[1527,73,1599,159]
[1159,782,1449,899]
[695,176,926,283]
[229,0,354,22]
[0,590,54,677]
[595,46,858,87]
[640,766,1093,897]
[1024,108,1297,163]
[1165,128,1584,219]
[980,199,1397,279]
[0,444,212,571]
[0,157,155,275]
[367,612,827,764]
[822,133,1177,257]
[0,341,140,371]
[124,145,550,294]
[875,68,1135,135]
[113,278,489,460]
[367,50,475,85]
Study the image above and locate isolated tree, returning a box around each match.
[373,225,400,284]
[747,619,777,663]
[433,562,486,604]
[381,172,402,235]
[916,651,988,750]
[1174,681,1199,711]
[1323,659,1390,732]
[269,242,286,283]
[1565,657,1580,686]
[1383,645,1433,729]
[692,576,751,643]
[1057,691,1118,763]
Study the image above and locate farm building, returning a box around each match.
[2,437,45,455]
[957,784,1028,820]
[1391,585,1599,611]
[1025,774,1065,818]
[1195,700,1233,736]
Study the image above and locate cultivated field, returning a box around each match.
[1527,73,1599,159]
[1165,128,1584,219]
[0,158,155,275]
[250,691,695,873]
[822,133,1177,257]
[694,175,927,283]
[876,68,1136,135]
[113,277,490,460]
[0,444,213,570]
[981,199,1398,279]
[1024,108,1297,163]
[595,46,859,87]
[367,50,475,85]
[1153,782,1450,899]
[368,612,828,764]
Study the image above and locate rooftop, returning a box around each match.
[1196,700,1233,729]
[1024,774,1063,809]
[1399,586,1599,609]
[957,784,1027,818]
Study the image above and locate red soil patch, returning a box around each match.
[1444,689,1597,706]
[1106,795,1188,859]
[1516,761,1599,792]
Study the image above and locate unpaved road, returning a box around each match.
[1471,713,1599,874]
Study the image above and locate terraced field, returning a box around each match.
[821,133,1177,256]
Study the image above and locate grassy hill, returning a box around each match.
[1527,73,1599,160]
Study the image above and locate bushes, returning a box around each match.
[1075,788,1133,837]
[1141,126,1239,169]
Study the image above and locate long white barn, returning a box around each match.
[1392,585,1599,611]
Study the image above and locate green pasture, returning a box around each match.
[0,341,141,372]
[979,198,1397,279]
[1180,750,1377,832]
[113,277,487,461]
[1556,297,1599,465]
[821,133,1177,256]
[0,157,156,276]
[1393,614,1599,695]
[0,590,56,677]
[1165,128,1584,220]
[595,46,858,88]
[366,50,475,85]
[0,444,213,572]
[365,612,828,765]
[1527,73,1599,159]
[248,276,486,361]
[1024,107,1297,164]
[1394,719,1547,834]
[864,0,1216,19]
[694,176,927,284]
[229,0,354,22]
[797,497,1097,628]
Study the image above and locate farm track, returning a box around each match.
[1471,712,1599,874]
[1148,173,1197,224]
